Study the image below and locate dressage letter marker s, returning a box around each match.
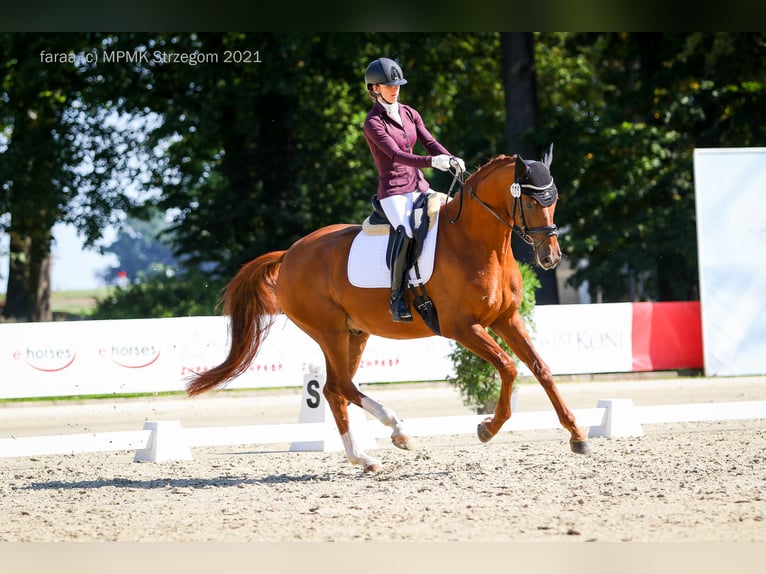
[305,379,322,409]
[290,369,377,453]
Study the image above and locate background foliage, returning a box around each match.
[1,33,765,320]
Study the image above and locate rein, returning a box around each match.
[445,160,467,224]
[445,158,559,249]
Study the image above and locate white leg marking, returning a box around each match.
[341,432,381,469]
[361,396,408,437]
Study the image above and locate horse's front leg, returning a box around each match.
[448,323,518,441]
[491,313,592,454]
[475,353,516,442]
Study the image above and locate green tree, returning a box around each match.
[0,33,147,320]
[127,33,502,281]
[537,32,766,301]
[8,32,763,321]
[90,268,219,319]
[115,33,372,280]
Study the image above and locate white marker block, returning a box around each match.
[134,420,193,462]
[588,398,645,438]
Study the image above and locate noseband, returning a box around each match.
[446,161,559,250]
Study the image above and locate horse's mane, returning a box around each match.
[465,154,516,188]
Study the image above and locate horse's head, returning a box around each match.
[511,144,561,270]
[459,145,562,270]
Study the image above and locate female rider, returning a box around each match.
[363,57,465,322]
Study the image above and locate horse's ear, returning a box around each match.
[542,143,554,168]
[514,155,529,180]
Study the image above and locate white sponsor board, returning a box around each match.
[0,303,635,399]
[519,303,633,376]
[694,148,766,376]
[0,315,455,399]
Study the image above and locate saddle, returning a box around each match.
[362,192,444,335]
[364,192,446,257]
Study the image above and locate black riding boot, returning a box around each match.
[389,225,413,322]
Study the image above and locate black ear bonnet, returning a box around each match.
[519,159,557,207]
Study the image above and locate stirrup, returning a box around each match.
[390,294,412,322]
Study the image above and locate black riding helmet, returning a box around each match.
[365,57,408,91]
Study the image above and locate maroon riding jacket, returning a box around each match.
[364,101,451,200]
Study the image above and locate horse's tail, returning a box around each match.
[186,250,286,397]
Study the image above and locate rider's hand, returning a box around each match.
[451,157,466,172]
[431,154,452,171]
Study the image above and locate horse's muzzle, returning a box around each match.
[536,238,561,270]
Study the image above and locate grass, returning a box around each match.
[0,390,184,404]
[50,288,110,317]
[0,287,109,320]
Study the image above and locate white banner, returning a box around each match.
[0,303,639,399]
[518,303,633,376]
[0,316,456,399]
[694,148,766,376]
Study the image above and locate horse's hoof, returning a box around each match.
[570,439,593,454]
[391,434,414,450]
[364,463,382,474]
[477,420,495,443]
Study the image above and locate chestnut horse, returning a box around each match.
[187,147,593,472]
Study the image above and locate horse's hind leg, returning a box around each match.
[323,328,413,472]
[322,382,383,473]
[345,330,413,451]
[288,313,383,472]
[316,323,412,472]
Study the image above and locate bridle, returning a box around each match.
[445,158,559,249]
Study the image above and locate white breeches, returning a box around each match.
[380,191,424,238]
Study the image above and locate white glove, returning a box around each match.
[451,157,466,172]
[431,154,451,171]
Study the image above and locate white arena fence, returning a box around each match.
[2,378,765,462]
[0,301,707,401]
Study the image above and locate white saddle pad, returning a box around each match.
[348,210,441,289]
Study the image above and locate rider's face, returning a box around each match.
[375,84,400,103]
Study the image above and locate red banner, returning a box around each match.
[632,301,703,371]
